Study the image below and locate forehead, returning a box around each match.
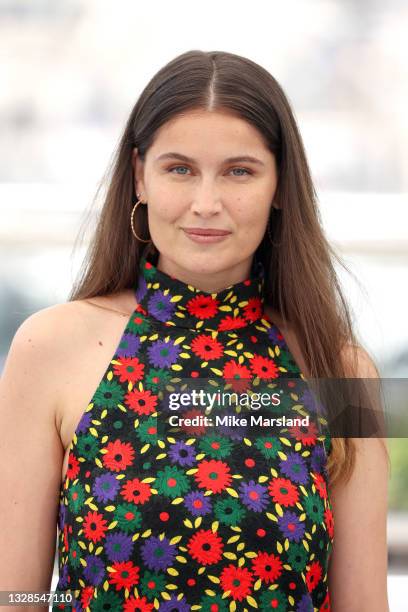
[148,109,271,158]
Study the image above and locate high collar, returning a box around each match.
[134,252,266,332]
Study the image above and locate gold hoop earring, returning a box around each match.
[130,196,151,243]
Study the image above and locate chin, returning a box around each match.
[159,241,236,274]
[161,253,216,276]
[183,250,231,270]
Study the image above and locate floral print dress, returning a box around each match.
[53,252,334,612]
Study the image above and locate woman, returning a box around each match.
[0,50,389,611]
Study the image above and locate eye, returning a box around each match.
[167,165,253,176]
[231,167,252,176]
[168,165,190,175]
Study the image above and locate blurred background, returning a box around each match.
[0,0,407,607]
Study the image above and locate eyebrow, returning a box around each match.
[155,152,265,167]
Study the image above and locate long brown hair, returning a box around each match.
[69,49,388,489]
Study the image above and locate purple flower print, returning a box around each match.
[105,532,134,562]
[296,592,314,611]
[302,388,327,416]
[267,325,287,348]
[148,290,176,322]
[141,535,177,571]
[93,472,120,502]
[147,339,181,368]
[280,451,309,485]
[310,444,326,473]
[56,562,69,589]
[58,502,66,531]
[278,510,305,542]
[184,491,212,517]
[135,275,147,302]
[239,480,269,512]
[77,411,92,435]
[83,554,105,586]
[168,440,197,467]
[160,596,190,611]
[116,333,141,358]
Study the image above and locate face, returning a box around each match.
[132,109,278,292]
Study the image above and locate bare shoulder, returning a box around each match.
[5,300,89,387]
[15,289,138,338]
[7,290,138,414]
[8,301,97,373]
[339,343,380,378]
[264,306,381,382]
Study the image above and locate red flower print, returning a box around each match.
[287,421,318,446]
[186,295,219,319]
[187,529,224,565]
[268,477,299,507]
[113,356,145,383]
[83,510,108,543]
[324,507,334,539]
[66,452,80,480]
[125,388,158,416]
[220,564,254,601]
[249,354,279,379]
[133,305,148,318]
[306,560,323,592]
[319,590,331,611]
[108,560,140,590]
[223,360,252,393]
[179,408,210,436]
[123,595,154,611]
[195,459,232,493]
[121,478,152,505]
[243,296,263,322]
[312,472,328,499]
[103,439,135,472]
[218,315,248,331]
[80,586,94,610]
[190,334,224,360]
[251,551,283,584]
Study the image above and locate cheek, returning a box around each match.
[148,200,184,224]
[233,202,270,229]
[148,210,172,232]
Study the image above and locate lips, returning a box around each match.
[183,228,231,236]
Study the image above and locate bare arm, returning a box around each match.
[328,347,390,611]
[0,308,65,611]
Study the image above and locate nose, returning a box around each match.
[190,180,222,216]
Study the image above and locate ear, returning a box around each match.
[132,148,145,196]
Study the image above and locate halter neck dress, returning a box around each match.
[53,252,334,612]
